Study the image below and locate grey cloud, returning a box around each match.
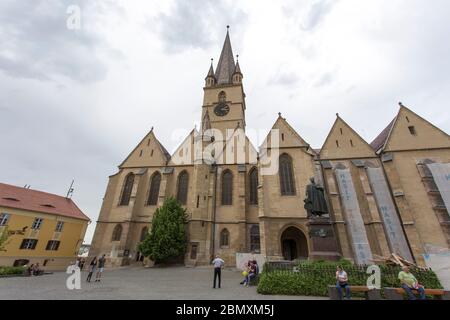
[268,70,300,87]
[314,72,334,87]
[0,0,119,83]
[152,0,247,54]
[301,0,338,31]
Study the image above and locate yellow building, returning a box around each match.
[0,183,90,270]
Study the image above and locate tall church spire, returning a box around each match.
[215,26,236,85]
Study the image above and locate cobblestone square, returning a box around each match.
[0,266,325,300]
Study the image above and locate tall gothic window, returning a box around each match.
[218,91,226,103]
[119,173,134,206]
[279,153,296,196]
[176,170,189,205]
[250,225,260,253]
[147,172,161,205]
[140,226,148,242]
[220,228,230,248]
[249,167,258,205]
[222,170,233,205]
[111,224,123,241]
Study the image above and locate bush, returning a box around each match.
[0,266,26,276]
[257,260,442,297]
[138,197,188,263]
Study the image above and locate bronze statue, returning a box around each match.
[304,177,328,218]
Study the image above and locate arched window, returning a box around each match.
[140,226,148,242]
[176,170,189,205]
[250,225,260,252]
[222,170,233,205]
[111,224,122,241]
[279,154,296,195]
[218,91,226,103]
[119,173,135,206]
[147,172,161,205]
[249,167,258,205]
[220,228,230,248]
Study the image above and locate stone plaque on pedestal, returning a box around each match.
[307,217,341,261]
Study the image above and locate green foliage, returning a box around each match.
[0,226,10,252]
[138,197,188,263]
[0,266,26,276]
[257,260,443,297]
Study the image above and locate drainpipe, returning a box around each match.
[211,162,218,260]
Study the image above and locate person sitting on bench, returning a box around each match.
[398,266,426,300]
[336,266,351,300]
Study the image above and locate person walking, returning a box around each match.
[86,256,97,282]
[95,254,106,282]
[212,255,225,289]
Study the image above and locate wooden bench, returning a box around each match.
[328,285,382,300]
[384,287,450,300]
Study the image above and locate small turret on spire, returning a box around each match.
[205,58,216,87]
[232,54,243,84]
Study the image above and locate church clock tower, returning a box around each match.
[201,27,246,142]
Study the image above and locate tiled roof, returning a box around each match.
[0,183,90,221]
[215,29,236,85]
[370,118,396,152]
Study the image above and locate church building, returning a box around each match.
[89,28,450,267]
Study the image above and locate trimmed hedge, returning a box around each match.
[257,260,442,297]
[0,266,26,276]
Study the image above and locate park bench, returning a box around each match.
[384,287,450,300]
[249,274,259,286]
[328,285,382,300]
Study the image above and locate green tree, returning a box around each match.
[0,226,10,252]
[138,197,188,263]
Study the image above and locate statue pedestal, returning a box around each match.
[307,217,341,261]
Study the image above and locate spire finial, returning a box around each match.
[227,25,230,30]
[278,112,282,117]
[336,113,339,118]
[236,54,239,61]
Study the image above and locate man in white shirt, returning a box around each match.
[212,255,225,289]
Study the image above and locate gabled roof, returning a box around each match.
[0,183,90,221]
[259,113,311,151]
[370,103,450,153]
[320,114,376,160]
[215,28,236,85]
[119,128,171,168]
[213,124,258,165]
[168,128,198,166]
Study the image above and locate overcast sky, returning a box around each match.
[1,0,449,243]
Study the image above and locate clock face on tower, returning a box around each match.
[214,103,230,117]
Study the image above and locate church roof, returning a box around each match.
[215,28,236,85]
[370,118,396,153]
